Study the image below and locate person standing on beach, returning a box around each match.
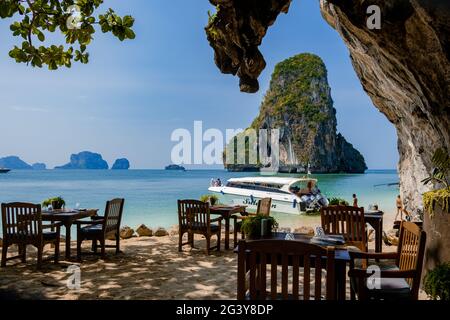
[353,194,358,207]
[395,195,403,221]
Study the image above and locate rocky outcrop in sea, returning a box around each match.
[111,158,130,170]
[55,151,109,170]
[225,53,367,173]
[32,163,46,170]
[0,156,32,169]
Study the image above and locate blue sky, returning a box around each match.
[0,0,398,169]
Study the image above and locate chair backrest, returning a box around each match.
[103,198,125,235]
[321,206,366,248]
[237,239,336,300]
[178,200,211,229]
[256,198,272,217]
[396,221,426,295]
[1,203,43,242]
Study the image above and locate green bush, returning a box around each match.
[42,196,65,209]
[424,263,450,300]
[328,197,349,206]
[241,215,279,238]
[200,194,219,206]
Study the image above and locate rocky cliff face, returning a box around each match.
[226,53,366,173]
[55,151,109,170]
[206,0,449,211]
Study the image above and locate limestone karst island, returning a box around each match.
[0,0,448,309]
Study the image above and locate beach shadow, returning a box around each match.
[0,235,237,300]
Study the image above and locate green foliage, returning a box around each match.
[422,148,450,216]
[255,53,331,128]
[423,263,450,300]
[422,148,450,189]
[241,214,278,238]
[200,194,219,206]
[423,188,450,217]
[205,7,220,41]
[328,197,349,206]
[1,0,135,69]
[42,196,65,208]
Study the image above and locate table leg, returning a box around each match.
[65,223,71,260]
[335,261,347,300]
[376,218,383,253]
[225,217,230,250]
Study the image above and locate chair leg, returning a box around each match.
[178,231,183,252]
[116,235,120,254]
[206,236,210,255]
[77,238,82,262]
[1,242,8,267]
[217,231,221,252]
[100,238,106,259]
[36,244,43,269]
[54,239,60,264]
[92,240,97,253]
[21,245,27,263]
[188,232,194,248]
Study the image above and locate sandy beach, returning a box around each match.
[0,234,239,300]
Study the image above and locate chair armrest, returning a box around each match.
[349,251,398,261]
[348,268,417,279]
[42,222,63,229]
[211,217,223,223]
[90,216,105,221]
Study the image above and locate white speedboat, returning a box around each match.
[208,177,329,215]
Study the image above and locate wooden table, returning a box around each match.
[365,210,384,253]
[210,205,247,250]
[235,232,351,300]
[42,209,98,260]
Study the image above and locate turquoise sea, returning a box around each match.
[0,170,400,233]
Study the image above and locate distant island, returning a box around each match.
[0,152,131,170]
[112,158,130,170]
[165,164,186,171]
[55,151,109,170]
[32,163,46,170]
[0,156,46,170]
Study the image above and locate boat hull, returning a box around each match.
[209,186,305,215]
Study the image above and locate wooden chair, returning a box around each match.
[233,198,272,247]
[348,221,426,300]
[237,239,336,300]
[75,198,125,261]
[321,205,367,252]
[177,200,222,255]
[1,202,61,268]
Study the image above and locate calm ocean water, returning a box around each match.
[0,170,399,232]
